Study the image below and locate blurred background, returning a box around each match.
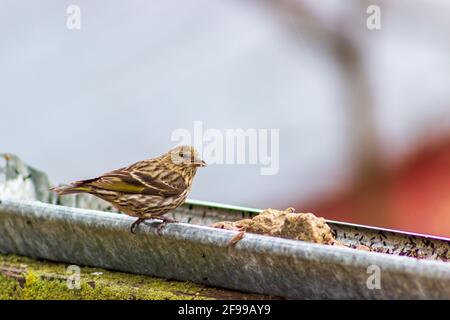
[1,0,449,236]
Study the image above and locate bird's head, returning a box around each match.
[166,145,207,168]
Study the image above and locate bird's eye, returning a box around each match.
[182,152,191,159]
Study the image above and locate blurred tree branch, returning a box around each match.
[263,0,389,225]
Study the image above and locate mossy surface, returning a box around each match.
[0,254,212,300]
[0,273,23,299]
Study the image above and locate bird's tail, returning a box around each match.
[50,183,90,195]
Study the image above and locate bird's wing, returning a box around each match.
[83,162,186,197]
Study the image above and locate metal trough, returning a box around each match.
[0,198,449,299]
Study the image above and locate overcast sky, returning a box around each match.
[1,0,449,208]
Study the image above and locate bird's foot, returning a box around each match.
[130,218,145,234]
[130,216,177,234]
[156,216,178,235]
[228,231,245,247]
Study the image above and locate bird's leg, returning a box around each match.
[130,218,145,234]
[156,216,178,235]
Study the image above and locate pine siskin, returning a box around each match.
[51,145,206,233]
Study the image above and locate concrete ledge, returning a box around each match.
[1,199,450,299]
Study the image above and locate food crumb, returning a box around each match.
[212,208,335,245]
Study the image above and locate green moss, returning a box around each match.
[0,273,23,299]
[0,254,212,300]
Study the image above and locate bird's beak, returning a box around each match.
[194,160,207,167]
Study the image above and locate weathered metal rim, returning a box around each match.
[185,199,450,242]
[0,199,449,299]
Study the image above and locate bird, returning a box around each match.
[51,145,206,233]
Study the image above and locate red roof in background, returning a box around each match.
[300,138,450,238]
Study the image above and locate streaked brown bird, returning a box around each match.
[51,145,206,233]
